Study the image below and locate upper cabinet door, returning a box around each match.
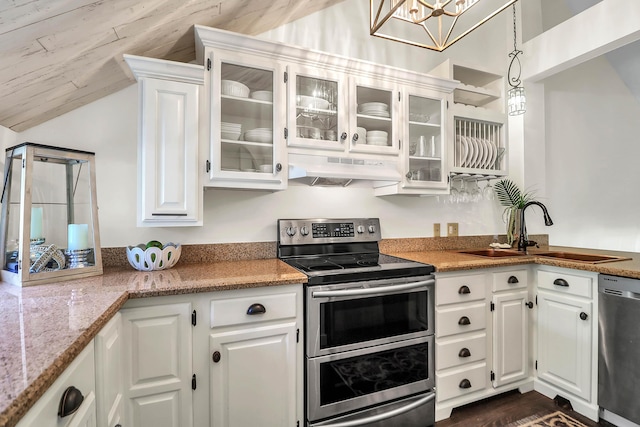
[206,50,287,190]
[401,88,447,190]
[349,78,400,156]
[287,66,348,152]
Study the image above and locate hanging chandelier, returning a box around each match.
[507,3,526,116]
[370,0,519,52]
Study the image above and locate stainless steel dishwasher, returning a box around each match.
[599,274,640,426]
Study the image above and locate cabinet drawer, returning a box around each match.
[436,302,486,337]
[537,270,593,298]
[210,292,297,328]
[493,269,528,292]
[436,274,487,305]
[436,332,486,370]
[436,362,487,402]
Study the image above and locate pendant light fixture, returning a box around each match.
[370,0,519,52]
[507,2,526,116]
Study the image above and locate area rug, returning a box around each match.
[510,411,588,427]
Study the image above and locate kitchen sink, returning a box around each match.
[458,249,528,258]
[533,251,630,264]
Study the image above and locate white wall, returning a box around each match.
[17,0,515,247]
[542,55,640,251]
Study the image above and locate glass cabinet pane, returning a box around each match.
[220,62,274,173]
[407,95,442,184]
[355,86,393,148]
[294,75,339,144]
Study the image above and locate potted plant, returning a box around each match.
[493,178,536,246]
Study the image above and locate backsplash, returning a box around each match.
[103,235,549,269]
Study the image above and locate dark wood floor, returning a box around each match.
[435,390,612,427]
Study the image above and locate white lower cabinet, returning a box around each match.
[435,267,533,421]
[534,266,598,421]
[17,341,97,427]
[95,313,123,427]
[120,301,194,427]
[207,285,302,427]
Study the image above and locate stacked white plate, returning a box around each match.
[221,122,242,140]
[297,95,330,110]
[221,80,250,98]
[456,136,498,169]
[358,102,390,118]
[244,128,273,144]
[250,90,272,101]
[366,130,388,146]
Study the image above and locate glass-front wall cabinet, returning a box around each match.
[289,69,344,151]
[350,81,398,156]
[403,91,446,189]
[208,52,286,190]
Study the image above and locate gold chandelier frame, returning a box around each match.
[370,0,519,52]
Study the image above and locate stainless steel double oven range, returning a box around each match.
[277,218,436,427]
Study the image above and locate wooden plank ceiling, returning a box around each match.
[0,0,347,132]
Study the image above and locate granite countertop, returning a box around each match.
[0,259,306,427]
[3,245,640,427]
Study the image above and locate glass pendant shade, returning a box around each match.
[507,86,526,116]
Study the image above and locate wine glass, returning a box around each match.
[482,180,495,201]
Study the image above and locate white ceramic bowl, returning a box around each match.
[245,129,273,143]
[221,131,241,140]
[367,130,388,138]
[250,90,273,102]
[366,137,389,146]
[259,164,273,173]
[221,80,250,98]
[297,95,330,110]
[359,102,389,112]
[126,243,181,271]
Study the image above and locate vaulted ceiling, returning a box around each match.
[0,0,346,132]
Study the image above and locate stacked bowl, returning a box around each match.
[366,130,388,146]
[358,102,390,118]
[250,90,273,101]
[221,122,242,140]
[221,80,250,98]
[244,128,273,143]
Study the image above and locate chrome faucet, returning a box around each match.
[518,201,553,252]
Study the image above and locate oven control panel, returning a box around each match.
[278,218,381,245]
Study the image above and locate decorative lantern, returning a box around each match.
[0,143,102,286]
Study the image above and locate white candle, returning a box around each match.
[30,207,43,239]
[68,224,89,251]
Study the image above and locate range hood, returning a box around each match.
[288,153,402,186]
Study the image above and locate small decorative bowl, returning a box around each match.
[126,243,181,271]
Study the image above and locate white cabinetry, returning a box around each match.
[124,54,203,227]
[95,313,123,427]
[534,266,598,421]
[120,301,193,427]
[435,267,533,421]
[430,60,507,179]
[16,342,97,427]
[208,285,302,427]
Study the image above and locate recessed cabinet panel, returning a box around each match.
[130,391,181,427]
[492,290,528,387]
[207,51,286,190]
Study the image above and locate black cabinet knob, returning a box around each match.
[458,285,471,294]
[459,379,472,389]
[508,276,519,284]
[458,316,471,326]
[275,163,282,172]
[458,348,471,358]
[212,351,221,363]
[580,312,588,321]
[340,132,348,142]
[526,301,534,309]
[58,386,84,418]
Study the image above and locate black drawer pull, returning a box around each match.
[458,316,471,326]
[247,303,266,315]
[458,348,471,358]
[458,285,471,294]
[508,275,519,284]
[459,379,472,389]
[553,278,569,287]
[58,386,84,418]
[580,312,588,321]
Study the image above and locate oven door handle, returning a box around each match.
[311,279,434,298]
[316,392,435,427]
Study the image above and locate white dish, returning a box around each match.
[297,95,330,110]
[468,137,479,168]
[250,90,273,102]
[486,140,497,169]
[221,131,241,140]
[460,136,470,167]
[480,138,491,169]
[244,129,273,143]
[221,80,250,98]
[356,126,366,143]
[366,137,388,146]
[366,130,388,138]
[258,164,273,173]
[359,102,389,112]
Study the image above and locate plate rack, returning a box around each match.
[452,117,506,176]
